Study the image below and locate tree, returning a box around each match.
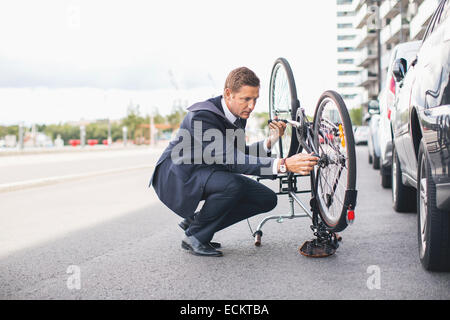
[44,123,79,144]
[349,107,363,126]
[121,102,146,141]
[86,122,108,141]
[166,106,187,126]
[253,112,270,129]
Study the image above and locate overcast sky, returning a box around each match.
[0,0,338,125]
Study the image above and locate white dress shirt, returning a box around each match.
[221,97,279,174]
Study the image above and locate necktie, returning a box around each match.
[233,118,243,129]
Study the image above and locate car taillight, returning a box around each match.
[387,76,396,120]
[389,76,395,95]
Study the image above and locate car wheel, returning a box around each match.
[392,145,416,212]
[417,140,450,271]
[381,169,391,188]
[368,153,373,164]
[373,153,380,170]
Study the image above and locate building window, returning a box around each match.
[338,59,355,64]
[337,0,352,4]
[337,34,356,40]
[338,47,355,52]
[338,70,359,76]
[337,11,356,17]
[338,82,355,88]
[337,23,353,29]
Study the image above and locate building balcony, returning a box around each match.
[338,38,359,49]
[355,3,374,28]
[359,90,370,107]
[357,46,378,67]
[379,0,402,20]
[337,74,361,86]
[410,0,440,40]
[358,69,378,87]
[354,0,370,12]
[380,13,408,45]
[355,25,377,49]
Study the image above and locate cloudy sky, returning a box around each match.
[0,0,338,125]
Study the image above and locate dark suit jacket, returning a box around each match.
[149,95,275,217]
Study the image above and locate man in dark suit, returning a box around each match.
[149,67,318,257]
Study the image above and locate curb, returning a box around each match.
[0,164,155,193]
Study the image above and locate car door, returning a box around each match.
[392,55,417,176]
[418,0,450,179]
[405,0,448,178]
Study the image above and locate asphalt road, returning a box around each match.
[0,145,449,299]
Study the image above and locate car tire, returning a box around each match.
[368,153,373,164]
[417,140,450,271]
[373,153,380,170]
[381,169,391,188]
[392,145,416,212]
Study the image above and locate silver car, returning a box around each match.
[377,41,421,188]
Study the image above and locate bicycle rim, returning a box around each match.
[269,58,299,158]
[312,91,356,232]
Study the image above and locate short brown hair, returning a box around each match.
[224,67,260,93]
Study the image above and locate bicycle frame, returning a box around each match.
[253,108,323,245]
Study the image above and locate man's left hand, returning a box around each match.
[266,116,287,150]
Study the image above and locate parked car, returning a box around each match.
[378,41,422,188]
[354,125,369,145]
[366,100,381,169]
[391,0,450,271]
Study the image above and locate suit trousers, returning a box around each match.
[185,170,278,244]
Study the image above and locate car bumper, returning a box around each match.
[436,182,450,211]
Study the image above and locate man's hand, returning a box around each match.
[266,116,287,150]
[280,152,319,175]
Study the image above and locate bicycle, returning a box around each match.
[250,57,358,257]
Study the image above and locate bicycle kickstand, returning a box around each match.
[298,199,342,258]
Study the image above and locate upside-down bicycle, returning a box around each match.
[250,57,358,257]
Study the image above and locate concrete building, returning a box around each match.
[347,0,439,111]
[336,0,366,110]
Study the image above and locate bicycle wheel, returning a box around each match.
[269,57,300,158]
[312,90,357,232]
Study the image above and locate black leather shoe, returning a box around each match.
[181,236,223,257]
[208,241,221,249]
[179,217,221,248]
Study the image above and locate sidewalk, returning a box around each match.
[0,145,165,192]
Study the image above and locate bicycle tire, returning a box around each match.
[312,90,357,232]
[269,57,300,158]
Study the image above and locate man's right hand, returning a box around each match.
[279,153,319,175]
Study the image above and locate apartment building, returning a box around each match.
[346,0,439,110]
[336,0,365,110]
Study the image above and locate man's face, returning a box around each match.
[224,85,259,120]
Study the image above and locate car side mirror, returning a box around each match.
[392,58,407,83]
[368,100,380,115]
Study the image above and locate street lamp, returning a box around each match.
[108,118,112,146]
[80,125,86,148]
[18,122,24,150]
[122,126,128,146]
